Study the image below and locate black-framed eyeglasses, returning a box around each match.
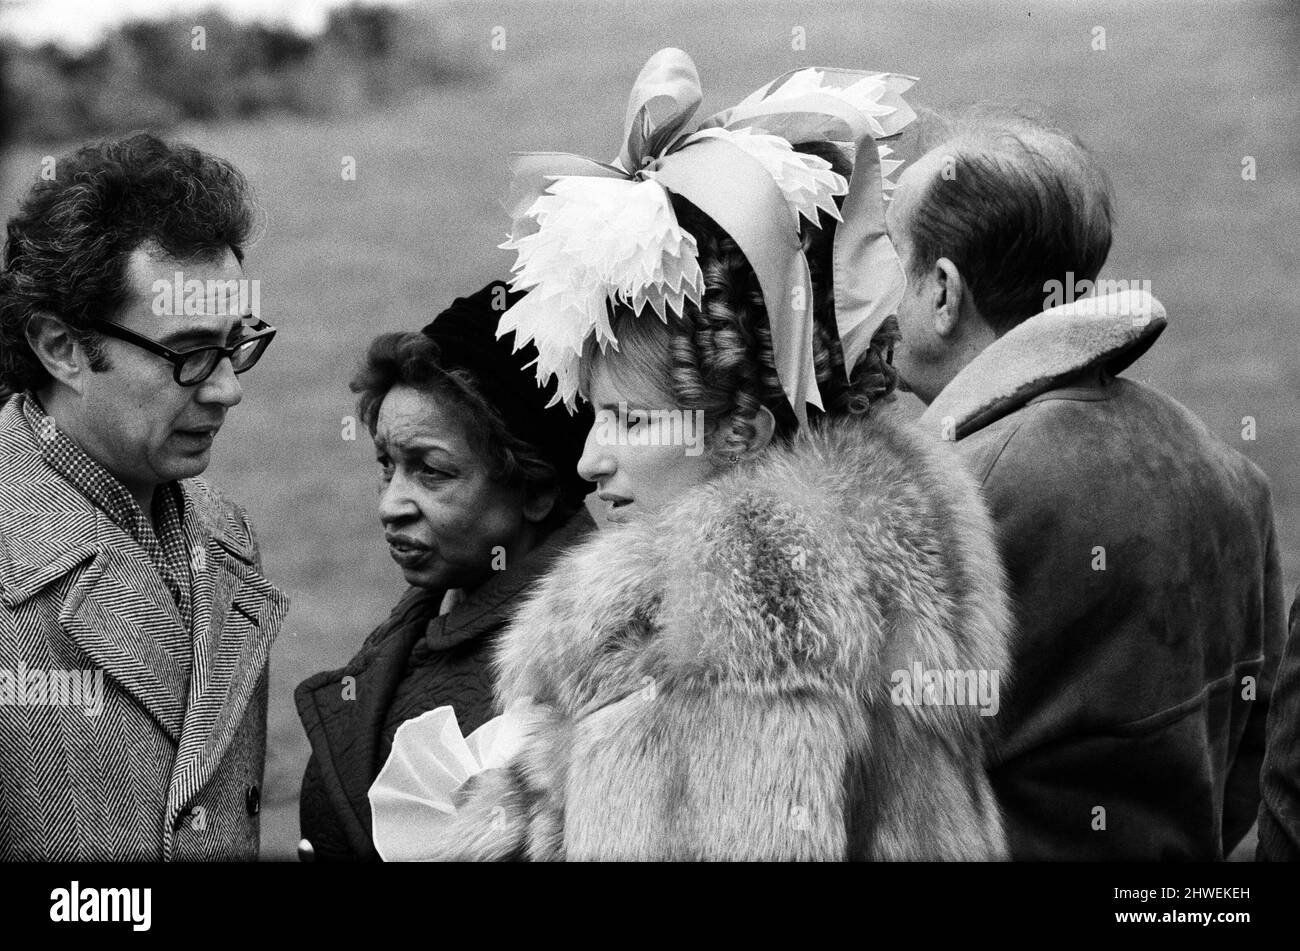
[88,318,277,386]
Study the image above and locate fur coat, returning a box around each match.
[423,409,1011,860]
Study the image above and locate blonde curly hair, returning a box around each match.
[580,141,900,464]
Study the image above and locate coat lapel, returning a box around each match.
[165,487,287,834]
[0,473,190,742]
[57,551,190,741]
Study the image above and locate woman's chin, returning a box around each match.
[398,561,494,594]
[396,561,442,590]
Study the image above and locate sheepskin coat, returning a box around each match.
[1259,588,1300,860]
[423,408,1011,861]
[921,290,1285,860]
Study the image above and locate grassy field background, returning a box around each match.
[2,0,1297,860]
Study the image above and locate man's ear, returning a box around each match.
[25,312,88,393]
[933,257,966,338]
[521,480,561,524]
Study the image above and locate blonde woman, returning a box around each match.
[381,50,1010,860]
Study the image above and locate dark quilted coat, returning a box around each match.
[294,509,593,861]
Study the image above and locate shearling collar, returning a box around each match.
[918,289,1167,440]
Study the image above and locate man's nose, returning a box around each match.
[195,356,243,408]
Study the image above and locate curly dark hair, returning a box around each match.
[581,141,900,463]
[0,132,255,395]
[352,331,588,528]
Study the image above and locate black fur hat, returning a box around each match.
[421,280,594,508]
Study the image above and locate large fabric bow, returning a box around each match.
[499,48,916,420]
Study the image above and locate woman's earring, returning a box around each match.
[726,453,740,466]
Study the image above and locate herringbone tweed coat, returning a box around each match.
[418,409,1011,860]
[0,395,288,860]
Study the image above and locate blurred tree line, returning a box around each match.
[1,4,478,142]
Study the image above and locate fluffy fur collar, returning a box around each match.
[919,289,1166,440]
[496,408,1009,719]
[433,407,1012,860]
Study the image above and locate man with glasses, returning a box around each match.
[0,133,287,860]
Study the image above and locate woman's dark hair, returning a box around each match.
[351,330,588,527]
[581,141,900,463]
[0,132,255,395]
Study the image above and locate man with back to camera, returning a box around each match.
[885,112,1285,859]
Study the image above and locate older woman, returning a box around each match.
[294,281,594,862]
[397,51,1012,860]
